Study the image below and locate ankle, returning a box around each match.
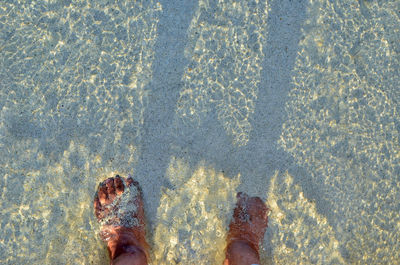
[103,226,149,261]
[110,243,145,261]
[111,248,147,265]
[225,240,260,265]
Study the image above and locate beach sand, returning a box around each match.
[0,0,399,264]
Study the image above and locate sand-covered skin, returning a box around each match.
[96,178,140,229]
[94,176,150,262]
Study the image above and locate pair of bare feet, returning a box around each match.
[94,175,269,265]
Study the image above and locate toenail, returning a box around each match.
[127,177,134,185]
[106,178,113,184]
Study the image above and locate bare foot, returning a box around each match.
[224,192,269,265]
[94,175,149,264]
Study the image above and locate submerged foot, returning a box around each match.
[224,192,269,265]
[94,175,149,264]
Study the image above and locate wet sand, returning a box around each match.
[0,0,399,264]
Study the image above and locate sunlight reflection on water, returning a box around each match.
[279,1,400,263]
[0,0,399,264]
[176,0,269,146]
[0,1,160,264]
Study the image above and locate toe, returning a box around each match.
[236,192,249,211]
[127,176,143,196]
[236,192,249,205]
[105,178,116,200]
[126,176,134,186]
[115,175,125,195]
[98,183,109,205]
[94,195,102,220]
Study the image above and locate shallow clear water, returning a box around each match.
[1,0,399,264]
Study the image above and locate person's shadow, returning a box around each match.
[133,0,337,262]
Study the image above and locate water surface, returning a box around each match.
[1,0,399,264]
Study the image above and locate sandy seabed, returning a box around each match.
[1,0,399,264]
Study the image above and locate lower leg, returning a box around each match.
[224,240,260,265]
[105,227,148,265]
[111,250,147,265]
